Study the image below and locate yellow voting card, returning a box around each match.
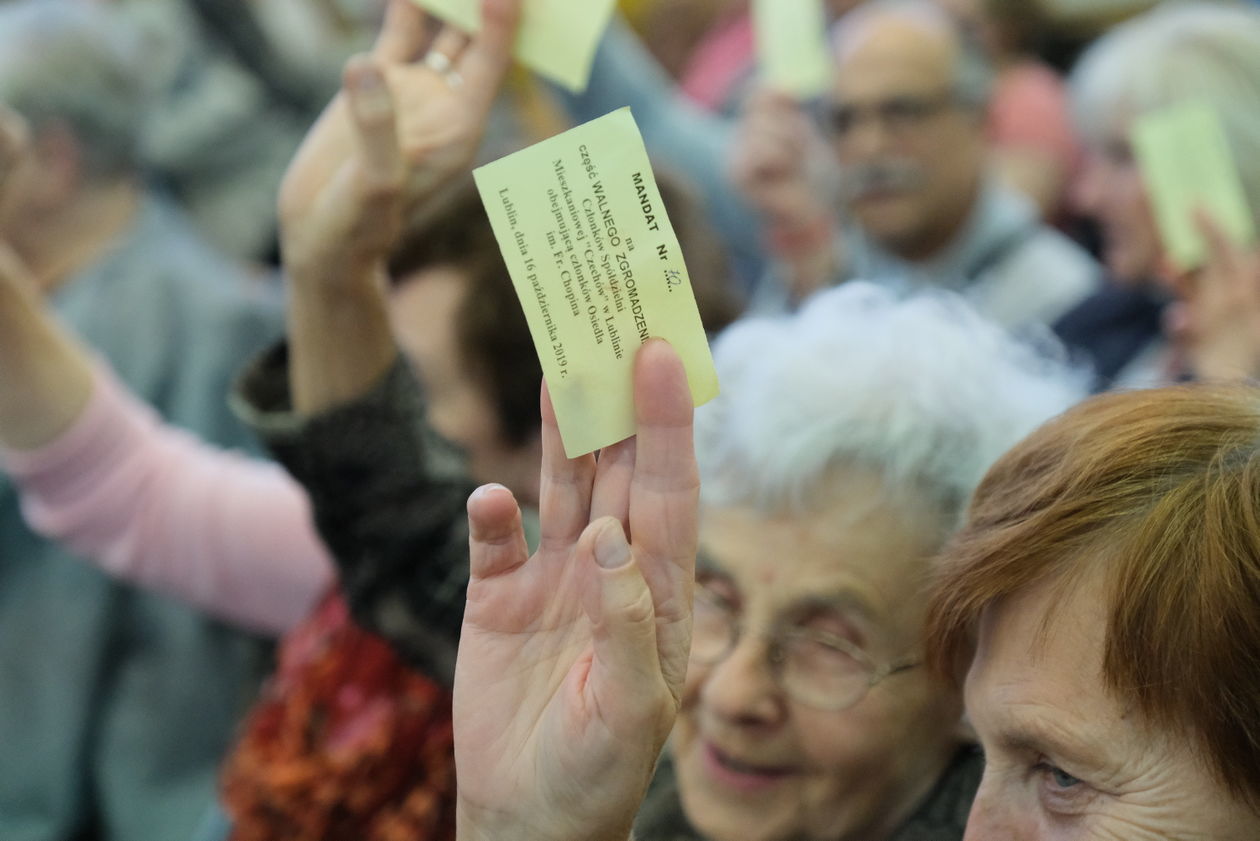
[752,0,832,98]
[473,108,720,457]
[411,0,616,92]
[1131,101,1255,271]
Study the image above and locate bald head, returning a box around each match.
[832,0,991,109]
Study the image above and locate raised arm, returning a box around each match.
[277,0,520,413]
[0,108,332,633]
[454,340,699,841]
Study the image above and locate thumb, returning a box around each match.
[582,519,670,720]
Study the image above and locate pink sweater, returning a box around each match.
[0,364,333,636]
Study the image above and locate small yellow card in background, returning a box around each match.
[1131,101,1255,271]
[411,0,616,93]
[473,108,719,458]
[752,0,833,99]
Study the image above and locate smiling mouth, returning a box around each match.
[701,742,799,793]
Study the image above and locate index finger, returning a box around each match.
[628,339,699,568]
[456,0,523,112]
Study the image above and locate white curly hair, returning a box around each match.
[696,282,1087,527]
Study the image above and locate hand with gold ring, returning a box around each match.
[276,0,522,413]
[278,0,522,289]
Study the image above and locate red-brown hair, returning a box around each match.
[925,384,1260,810]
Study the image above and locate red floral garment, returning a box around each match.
[220,591,455,841]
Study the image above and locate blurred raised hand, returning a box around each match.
[1165,210,1260,380]
[278,0,522,284]
[277,0,522,412]
[728,88,838,304]
[454,341,699,841]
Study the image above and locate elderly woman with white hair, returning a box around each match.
[452,282,1083,841]
[1067,1,1260,382]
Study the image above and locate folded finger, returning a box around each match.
[590,437,636,534]
[539,380,597,550]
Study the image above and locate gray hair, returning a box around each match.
[0,1,149,180]
[696,282,1086,529]
[1072,1,1260,218]
[831,0,995,109]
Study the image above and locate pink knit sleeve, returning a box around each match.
[1,362,334,636]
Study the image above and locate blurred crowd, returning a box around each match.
[1,1,1259,840]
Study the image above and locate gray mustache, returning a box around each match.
[842,161,925,199]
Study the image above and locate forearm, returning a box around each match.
[236,347,476,681]
[0,277,94,450]
[286,262,398,414]
[4,361,332,634]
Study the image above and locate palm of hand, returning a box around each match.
[454,346,698,841]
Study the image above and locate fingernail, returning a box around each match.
[473,482,509,500]
[594,522,631,570]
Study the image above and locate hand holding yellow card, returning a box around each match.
[473,108,719,457]
[411,0,616,92]
[752,0,833,99]
[1131,101,1256,271]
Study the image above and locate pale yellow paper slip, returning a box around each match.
[473,108,719,458]
[1131,101,1256,271]
[752,0,832,98]
[411,0,616,92]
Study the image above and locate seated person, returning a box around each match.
[446,282,1083,841]
[730,0,1099,323]
[448,349,1260,841]
[635,282,1083,841]
[0,5,284,838]
[923,384,1260,839]
[1066,2,1260,384]
[934,0,1081,219]
[0,4,735,833]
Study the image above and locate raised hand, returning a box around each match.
[278,0,522,283]
[1165,210,1260,380]
[0,105,94,450]
[278,0,522,413]
[728,88,838,303]
[454,340,699,841]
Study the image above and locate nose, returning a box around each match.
[839,113,894,164]
[699,633,787,728]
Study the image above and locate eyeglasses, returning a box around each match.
[822,92,959,140]
[690,583,919,712]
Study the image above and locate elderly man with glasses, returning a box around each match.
[731,0,1098,329]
